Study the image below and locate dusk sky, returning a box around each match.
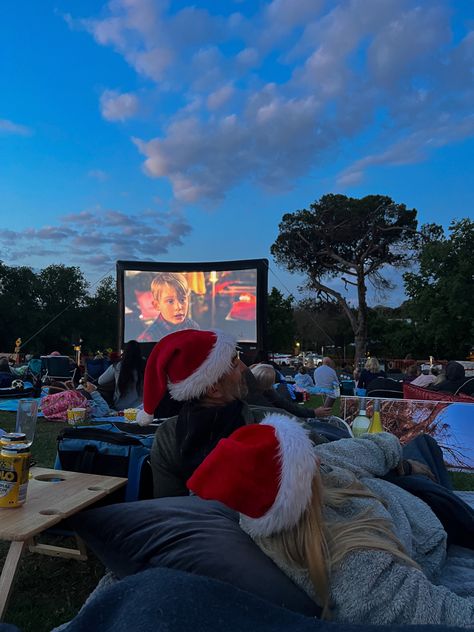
[1,0,473,305]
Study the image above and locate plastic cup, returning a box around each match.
[15,399,39,446]
[72,407,87,423]
[124,408,138,421]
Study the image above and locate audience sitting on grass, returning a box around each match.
[250,363,330,420]
[98,340,145,410]
[428,361,474,396]
[411,366,439,388]
[357,357,385,390]
[293,365,314,390]
[47,380,111,418]
[135,330,333,499]
[313,357,338,390]
[402,363,419,383]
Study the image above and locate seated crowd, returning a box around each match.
[128,329,472,626]
[3,330,473,631]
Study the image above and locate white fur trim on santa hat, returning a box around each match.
[168,330,237,401]
[240,414,317,537]
[136,409,154,426]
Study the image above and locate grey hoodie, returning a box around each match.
[248,432,474,626]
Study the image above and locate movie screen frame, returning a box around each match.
[116,259,268,357]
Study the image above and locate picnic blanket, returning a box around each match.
[51,492,474,632]
[0,396,44,416]
[53,566,469,632]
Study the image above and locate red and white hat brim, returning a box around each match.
[168,330,237,402]
[240,414,317,537]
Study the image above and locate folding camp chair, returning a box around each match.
[41,356,77,385]
[85,358,111,383]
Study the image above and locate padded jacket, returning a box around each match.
[250,433,474,627]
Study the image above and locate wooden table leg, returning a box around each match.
[0,541,27,621]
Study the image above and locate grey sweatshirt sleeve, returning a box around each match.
[97,363,116,386]
[331,549,474,626]
[314,432,402,479]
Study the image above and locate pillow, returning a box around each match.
[69,495,321,617]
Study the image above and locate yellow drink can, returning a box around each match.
[0,444,31,508]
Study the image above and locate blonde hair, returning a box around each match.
[365,357,380,373]
[151,272,189,302]
[269,473,418,618]
[250,363,276,391]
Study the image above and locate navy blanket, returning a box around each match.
[54,567,465,632]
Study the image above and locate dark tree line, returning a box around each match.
[0,262,118,356]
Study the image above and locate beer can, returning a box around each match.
[0,432,27,446]
[0,443,31,508]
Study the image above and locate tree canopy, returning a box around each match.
[271,194,418,362]
[0,262,118,355]
[267,287,296,353]
[404,218,474,359]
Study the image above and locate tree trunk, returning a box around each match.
[354,266,368,367]
[354,335,366,368]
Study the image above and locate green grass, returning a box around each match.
[1,401,473,631]
[0,411,104,632]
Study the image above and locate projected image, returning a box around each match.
[123,268,258,343]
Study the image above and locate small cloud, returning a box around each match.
[0,119,32,136]
[88,169,108,181]
[207,84,234,110]
[100,90,138,122]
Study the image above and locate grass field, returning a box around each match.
[0,401,473,631]
[0,411,104,632]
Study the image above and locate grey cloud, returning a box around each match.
[100,90,139,121]
[0,207,192,270]
[0,118,32,136]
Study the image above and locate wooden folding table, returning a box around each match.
[0,466,127,620]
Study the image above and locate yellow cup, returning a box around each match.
[124,408,138,421]
[71,407,87,423]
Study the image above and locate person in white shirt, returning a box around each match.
[411,368,438,388]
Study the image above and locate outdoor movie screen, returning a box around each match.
[119,261,265,345]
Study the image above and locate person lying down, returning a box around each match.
[188,415,474,627]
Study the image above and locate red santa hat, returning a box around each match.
[136,329,237,426]
[187,414,318,537]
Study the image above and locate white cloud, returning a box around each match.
[88,169,108,181]
[69,0,474,201]
[0,119,32,136]
[100,90,138,121]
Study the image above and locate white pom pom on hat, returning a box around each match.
[136,329,237,426]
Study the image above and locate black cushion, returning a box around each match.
[69,495,320,617]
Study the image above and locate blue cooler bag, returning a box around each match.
[55,422,156,502]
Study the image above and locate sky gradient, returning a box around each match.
[1,0,473,305]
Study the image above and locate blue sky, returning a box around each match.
[1,0,473,305]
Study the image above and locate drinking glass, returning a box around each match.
[15,398,39,446]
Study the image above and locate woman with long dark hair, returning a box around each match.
[98,340,145,410]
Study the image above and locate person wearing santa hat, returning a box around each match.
[137,329,332,498]
[188,415,474,628]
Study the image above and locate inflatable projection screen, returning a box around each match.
[117,259,268,354]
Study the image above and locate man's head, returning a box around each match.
[137,329,246,425]
[322,357,334,368]
[151,272,190,325]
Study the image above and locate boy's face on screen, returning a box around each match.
[154,283,189,325]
